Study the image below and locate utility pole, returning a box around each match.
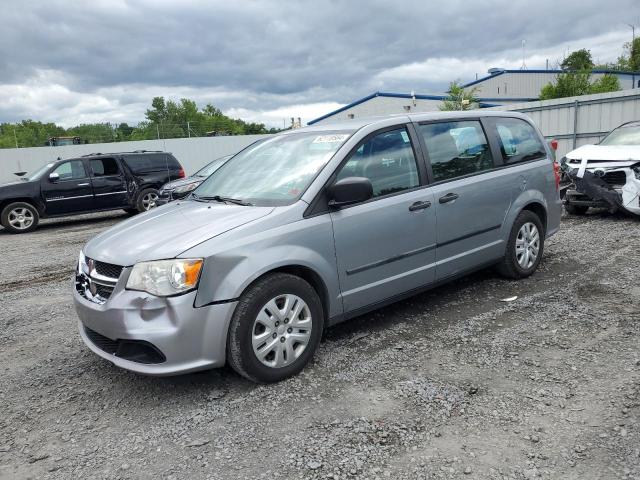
[187,121,191,138]
[13,127,18,148]
[628,23,636,44]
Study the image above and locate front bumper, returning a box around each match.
[73,273,238,376]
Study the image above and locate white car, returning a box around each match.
[562,121,640,216]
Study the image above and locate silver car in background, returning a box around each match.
[74,111,562,383]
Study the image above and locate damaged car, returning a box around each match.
[561,121,640,216]
[0,151,184,233]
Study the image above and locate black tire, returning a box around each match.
[564,203,589,215]
[496,210,545,280]
[227,273,324,383]
[135,188,159,212]
[0,202,40,234]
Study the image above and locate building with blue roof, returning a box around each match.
[308,68,640,125]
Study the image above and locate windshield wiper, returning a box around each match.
[192,193,252,206]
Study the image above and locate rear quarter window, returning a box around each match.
[494,118,546,164]
[123,154,181,173]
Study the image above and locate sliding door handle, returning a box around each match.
[438,193,459,204]
[408,200,431,211]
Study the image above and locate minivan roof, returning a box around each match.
[285,110,533,135]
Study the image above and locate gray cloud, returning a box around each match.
[0,0,637,126]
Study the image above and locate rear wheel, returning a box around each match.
[227,273,323,383]
[496,210,544,279]
[135,188,159,212]
[1,202,40,234]
[564,203,589,215]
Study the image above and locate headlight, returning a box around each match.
[78,250,89,274]
[173,182,200,195]
[126,259,203,297]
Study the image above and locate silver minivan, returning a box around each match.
[74,112,562,383]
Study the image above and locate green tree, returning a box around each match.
[561,49,594,71]
[589,73,622,94]
[439,81,480,111]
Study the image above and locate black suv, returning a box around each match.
[0,151,184,233]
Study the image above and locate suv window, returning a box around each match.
[419,121,494,182]
[336,127,419,198]
[90,158,120,176]
[124,154,180,173]
[52,160,87,180]
[494,118,546,164]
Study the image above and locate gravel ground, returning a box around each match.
[0,209,639,480]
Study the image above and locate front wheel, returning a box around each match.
[1,202,40,233]
[496,210,544,279]
[227,273,323,383]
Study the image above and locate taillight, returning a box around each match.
[178,168,186,178]
[553,161,561,191]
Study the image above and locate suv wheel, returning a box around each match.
[227,273,323,383]
[564,203,589,215]
[1,202,40,234]
[496,210,544,279]
[136,188,159,212]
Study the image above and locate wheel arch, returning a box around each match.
[0,198,44,216]
[520,201,547,233]
[238,264,331,330]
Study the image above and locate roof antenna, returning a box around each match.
[520,40,527,70]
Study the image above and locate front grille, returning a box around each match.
[84,327,166,364]
[94,260,124,279]
[602,170,627,186]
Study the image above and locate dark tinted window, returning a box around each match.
[124,154,180,173]
[336,127,419,198]
[90,158,120,176]
[495,118,546,163]
[419,121,494,182]
[52,160,87,180]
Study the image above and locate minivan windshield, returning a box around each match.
[600,124,640,146]
[193,130,353,206]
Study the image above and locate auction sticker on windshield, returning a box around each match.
[312,134,350,144]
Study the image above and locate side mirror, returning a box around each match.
[327,177,373,209]
[49,172,60,182]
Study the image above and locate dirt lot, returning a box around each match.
[0,210,639,480]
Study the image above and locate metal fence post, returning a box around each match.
[572,100,579,149]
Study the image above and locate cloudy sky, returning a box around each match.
[0,0,638,128]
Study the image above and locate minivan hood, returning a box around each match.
[84,201,274,265]
[566,144,640,164]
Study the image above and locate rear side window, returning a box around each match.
[419,121,494,182]
[90,158,120,176]
[494,118,546,164]
[52,160,87,180]
[336,127,420,198]
[124,154,181,173]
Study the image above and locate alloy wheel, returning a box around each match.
[515,222,539,269]
[251,294,312,368]
[8,207,34,230]
[142,192,158,210]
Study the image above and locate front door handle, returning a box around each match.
[438,192,459,204]
[78,183,90,186]
[408,200,431,211]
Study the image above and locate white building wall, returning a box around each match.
[467,71,639,100]
[312,96,442,125]
[311,95,514,125]
[0,135,269,185]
